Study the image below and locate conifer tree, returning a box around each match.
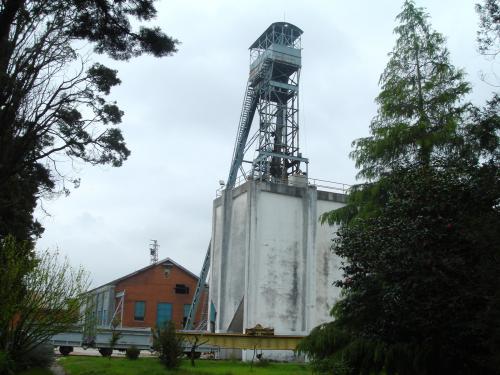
[352,0,470,180]
[300,2,500,374]
[0,0,179,242]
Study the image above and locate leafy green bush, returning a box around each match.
[0,237,89,371]
[23,342,54,369]
[125,346,140,360]
[0,350,14,374]
[254,358,270,367]
[311,357,350,375]
[98,348,113,357]
[153,321,184,369]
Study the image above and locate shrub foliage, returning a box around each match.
[153,321,184,369]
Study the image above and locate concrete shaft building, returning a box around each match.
[209,180,345,359]
[206,22,347,360]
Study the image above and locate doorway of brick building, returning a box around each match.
[157,302,172,328]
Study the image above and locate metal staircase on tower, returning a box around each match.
[184,22,307,331]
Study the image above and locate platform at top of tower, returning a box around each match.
[216,179,348,206]
[249,22,303,50]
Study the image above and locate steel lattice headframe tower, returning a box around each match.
[185,22,307,331]
[228,22,307,188]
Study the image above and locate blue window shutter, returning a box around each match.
[183,304,191,318]
[157,303,172,328]
[134,301,146,321]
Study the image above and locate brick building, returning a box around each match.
[86,258,209,329]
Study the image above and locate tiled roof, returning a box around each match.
[87,257,207,293]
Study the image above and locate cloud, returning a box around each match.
[36,0,493,288]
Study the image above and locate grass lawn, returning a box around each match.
[59,356,312,375]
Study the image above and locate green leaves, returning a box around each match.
[309,2,500,374]
[69,0,178,60]
[313,167,500,375]
[138,27,179,57]
[0,237,89,372]
[353,0,471,180]
[87,63,121,95]
[0,0,178,241]
[476,0,500,57]
[94,128,130,167]
[153,321,184,369]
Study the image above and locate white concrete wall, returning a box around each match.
[209,204,223,328]
[314,199,344,325]
[220,192,248,329]
[208,181,345,360]
[210,186,250,332]
[246,190,306,334]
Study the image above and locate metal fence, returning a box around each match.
[216,176,350,197]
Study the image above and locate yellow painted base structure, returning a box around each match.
[178,331,304,350]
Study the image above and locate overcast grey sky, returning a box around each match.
[36,0,496,288]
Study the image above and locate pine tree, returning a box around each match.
[352,0,470,180]
[0,0,178,242]
[301,2,500,374]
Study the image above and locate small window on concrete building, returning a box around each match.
[175,284,189,294]
[134,301,146,321]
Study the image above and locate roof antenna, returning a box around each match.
[149,239,159,264]
[283,11,286,22]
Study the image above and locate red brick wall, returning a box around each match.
[114,263,208,329]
